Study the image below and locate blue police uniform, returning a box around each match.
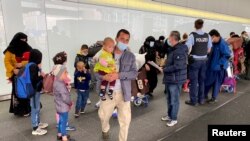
[186,30,212,105]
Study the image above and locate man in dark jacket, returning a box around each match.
[161,31,188,127]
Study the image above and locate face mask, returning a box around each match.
[167,39,172,47]
[117,41,128,51]
[149,41,154,47]
[82,52,88,56]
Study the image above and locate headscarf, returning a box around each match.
[144,36,156,49]
[143,36,156,62]
[3,32,32,57]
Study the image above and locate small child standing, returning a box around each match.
[74,44,91,105]
[28,49,48,136]
[74,44,90,70]
[52,52,75,141]
[94,37,116,101]
[74,61,91,118]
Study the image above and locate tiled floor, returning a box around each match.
[0,76,249,141]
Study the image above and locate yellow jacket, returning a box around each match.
[94,50,116,73]
[4,51,27,78]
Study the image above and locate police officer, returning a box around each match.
[185,19,212,106]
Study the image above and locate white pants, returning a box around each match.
[98,90,131,141]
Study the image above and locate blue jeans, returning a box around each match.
[75,90,89,112]
[58,112,68,136]
[30,92,41,129]
[165,83,182,120]
[189,60,207,104]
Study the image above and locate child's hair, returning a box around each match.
[103,37,115,46]
[81,44,88,50]
[76,61,85,71]
[53,51,67,65]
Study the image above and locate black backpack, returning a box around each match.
[88,41,103,57]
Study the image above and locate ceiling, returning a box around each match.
[152,0,250,19]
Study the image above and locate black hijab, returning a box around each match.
[3,32,32,57]
[29,49,42,65]
[144,36,156,62]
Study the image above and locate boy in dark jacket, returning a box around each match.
[161,31,188,127]
[74,61,91,118]
[74,44,89,70]
[28,49,48,135]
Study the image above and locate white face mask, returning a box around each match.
[82,52,88,56]
[167,39,172,47]
[149,41,154,47]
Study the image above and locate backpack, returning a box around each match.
[43,72,55,95]
[88,42,103,57]
[15,62,36,99]
[43,66,66,95]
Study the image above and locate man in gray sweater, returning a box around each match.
[98,29,137,141]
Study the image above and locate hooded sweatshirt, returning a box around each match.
[74,53,89,69]
[28,49,43,92]
[53,65,72,113]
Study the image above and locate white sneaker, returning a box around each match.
[38,122,48,129]
[32,128,47,135]
[166,120,178,127]
[95,100,101,109]
[161,115,171,121]
[87,98,91,105]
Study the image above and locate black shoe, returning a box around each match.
[57,135,70,140]
[199,101,205,105]
[108,89,113,100]
[208,98,218,104]
[185,100,198,106]
[100,89,107,101]
[74,110,80,118]
[205,97,210,103]
[80,109,85,114]
[245,77,250,80]
[102,131,109,140]
[100,96,106,101]
[146,93,154,98]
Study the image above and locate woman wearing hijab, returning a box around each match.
[3,32,32,116]
[139,36,158,98]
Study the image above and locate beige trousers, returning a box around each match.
[98,90,131,141]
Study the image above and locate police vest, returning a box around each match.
[190,32,209,56]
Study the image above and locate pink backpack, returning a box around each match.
[43,72,55,95]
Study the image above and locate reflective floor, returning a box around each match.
[0,77,249,141]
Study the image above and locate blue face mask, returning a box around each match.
[117,41,128,51]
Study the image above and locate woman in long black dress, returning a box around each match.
[3,32,32,116]
[139,36,158,98]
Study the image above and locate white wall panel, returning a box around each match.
[156,0,250,19]
[0,0,49,95]
[0,0,9,95]
[0,0,250,95]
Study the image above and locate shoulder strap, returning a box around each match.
[204,33,209,38]
[24,62,35,83]
[190,32,197,36]
[56,65,66,79]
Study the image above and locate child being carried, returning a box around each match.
[94,37,116,101]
